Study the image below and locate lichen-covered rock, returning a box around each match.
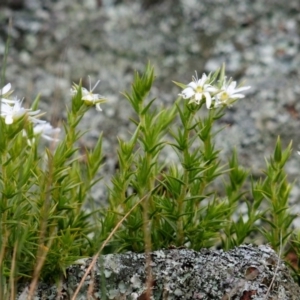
[18,244,300,299]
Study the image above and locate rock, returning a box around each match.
[17,245,300,299]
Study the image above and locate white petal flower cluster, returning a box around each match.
[179,73,250,109]
[71,77,106,112]
[0,83,60,142]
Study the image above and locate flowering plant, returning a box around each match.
[98,64,294,256]
[0,63,299,297]
[0,79,105,298]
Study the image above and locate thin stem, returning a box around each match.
[27,152,55,299]
[139,110,155,299]
[176,107,195,245]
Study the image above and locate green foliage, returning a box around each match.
[96,64,297,259]
[254,138,295,250]
[0,62,299,293]
[0,82,104,292]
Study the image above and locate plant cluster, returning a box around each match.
[0,78,106,297]
[98,64,295,255]
[0,62,300,296]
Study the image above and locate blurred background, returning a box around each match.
[1,0,300,216]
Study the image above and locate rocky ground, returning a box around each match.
[1,0,300,221]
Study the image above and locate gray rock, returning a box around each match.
[17,245,300,299]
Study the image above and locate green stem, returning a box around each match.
[0,150,9,297]
[176,108,195,246]
[1,151,8,236]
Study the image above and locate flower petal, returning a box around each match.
[96,103,102,111]
[187,81,197,90]
[82,94,95,101]
[230,93,246,99]
[232,86,251,93]
[180,87,195,99]
[5,115,13,125]
[194,92,202,101]
[0,83,11,95]
[198,73,207,86]
[205,92,212,109]
[0,98,17,104]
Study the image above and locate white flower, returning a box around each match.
[71,77,106,112]
[1,100,27,124]
[179,73,217,108]
[33,122,61,141]
[1,99,42,125]
[24,122,61,146]
[215,80,251,107]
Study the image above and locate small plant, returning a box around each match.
[95,63,296,257]
[0,80,106,297]
[0,62,299,297]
